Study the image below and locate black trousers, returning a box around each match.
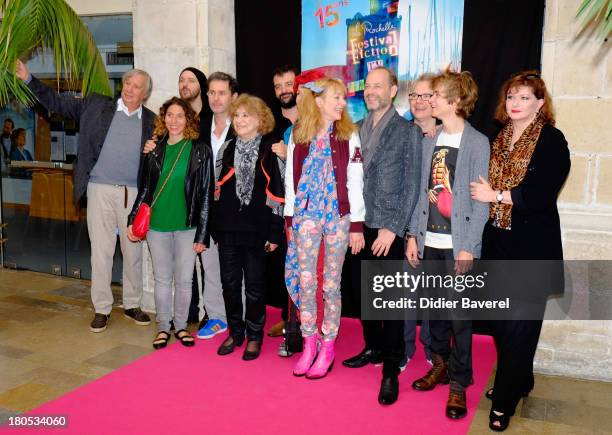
[490,319,542,415]
[218,242,267,342]
[482,222,545,415]
[424,246,473,387]
[361,225,405,378]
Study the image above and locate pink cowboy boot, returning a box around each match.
[306,338,335,379]
[293,335,319,376]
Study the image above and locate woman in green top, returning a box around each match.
[128,97,214,350]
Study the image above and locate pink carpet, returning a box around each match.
[6,308,495,435]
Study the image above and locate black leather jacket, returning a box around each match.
[128,137,214,245]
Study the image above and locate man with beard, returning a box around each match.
[176,67,217,327]
[266,65,297,339]
[342,66,422,405]
[272,65,298,145]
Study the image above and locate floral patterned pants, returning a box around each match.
[295,215,350,340]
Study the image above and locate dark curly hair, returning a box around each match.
[153,97,200,140]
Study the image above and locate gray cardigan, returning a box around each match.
[359,112,422,237]
[408,121,490,259]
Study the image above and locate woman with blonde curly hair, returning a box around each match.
[128,97,214,350]
[285,78,365,379]
[212,94,285,361]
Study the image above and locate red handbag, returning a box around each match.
[131,139,188,239]
[132,203,151,238]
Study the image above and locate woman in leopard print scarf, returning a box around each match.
[470,71,570,432]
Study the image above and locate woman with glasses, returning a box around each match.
[285,78,365,379]
[470,71,570,431]
[406,70,489,420]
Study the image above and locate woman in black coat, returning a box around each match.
[470,71,570,432]
[211,94,284,361]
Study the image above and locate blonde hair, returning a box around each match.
[431,70,479,119]
[293,78,356,144]
[229,94,275,135]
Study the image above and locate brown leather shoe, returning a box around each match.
[267,320,286,337]
[411,353,449,391]
[446,381,468,419]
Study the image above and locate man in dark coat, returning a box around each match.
[16,59,155,333]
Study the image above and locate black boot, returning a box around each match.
[378,376,399,405]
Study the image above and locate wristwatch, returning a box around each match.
[496,191,504,203]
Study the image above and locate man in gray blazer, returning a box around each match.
[341,67,422,405]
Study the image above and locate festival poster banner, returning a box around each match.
[302,0,464,121]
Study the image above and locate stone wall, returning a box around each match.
[133,0,236,112]
[536,0,612,381]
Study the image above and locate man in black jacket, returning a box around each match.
[16,60,155,333]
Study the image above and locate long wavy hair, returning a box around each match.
[292,78,356,144]
[153,97,200,140]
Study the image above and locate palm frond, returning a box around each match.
[0,0,111,107]
[576,0,612,39]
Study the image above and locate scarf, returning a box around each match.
[489,114,545,229]
[359,105,396,171]
[285,132,340,307]
[234,134,261,209]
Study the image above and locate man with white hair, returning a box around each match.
[16,60,156,333]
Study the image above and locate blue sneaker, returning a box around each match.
[197,319,227,339]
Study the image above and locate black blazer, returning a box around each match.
[199,112,236,149]
[128,138,214,246]
[211,134,284,245]
[508,124,570,261]
[27,76,155,202]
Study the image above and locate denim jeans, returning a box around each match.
[147,229,197,332]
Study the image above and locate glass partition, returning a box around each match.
[0,14,133,283]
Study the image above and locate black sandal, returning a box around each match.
[153,331,171,349]
[489,410,510,432]
[175,329,195,347]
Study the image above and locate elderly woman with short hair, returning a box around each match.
[212,94,284,361]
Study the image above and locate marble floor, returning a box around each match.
[0,268,610,434]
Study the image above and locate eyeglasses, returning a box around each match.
[408,93,433,101]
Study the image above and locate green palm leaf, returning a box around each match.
[0,0,112,107]
[576,0,612,39]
